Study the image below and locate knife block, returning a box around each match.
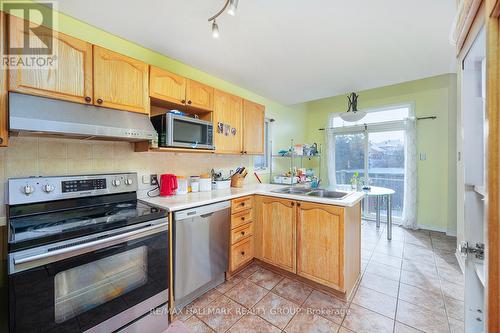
[230,174,245,188]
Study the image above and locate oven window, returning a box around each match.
[54,246,148,323]
[173,119,206,144]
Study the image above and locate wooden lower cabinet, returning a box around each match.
[256,196,296,273]
[254,195,361,298]
[296,202,344,289]
[229,196,255,273]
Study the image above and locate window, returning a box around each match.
[254,119,271,171]
[332,104,412,220]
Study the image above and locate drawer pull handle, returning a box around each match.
[240,231,245,236]
[241,251,245,256]
[241,217,245,221]
[240,202,246,207]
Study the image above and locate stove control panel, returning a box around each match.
[8,173,139,205]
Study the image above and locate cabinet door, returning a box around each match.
[213,90,242,154]
[93,46,149,114]
[149,66,186,105]
[0,12,7,146]
[8,15,93,105]
[242,99,265,154]
[260,197,296,273]
[297,201,344,289]
[186,79,213,111]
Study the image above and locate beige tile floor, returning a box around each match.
[174,220,464,333]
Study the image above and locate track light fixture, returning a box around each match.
[208,0,239,38]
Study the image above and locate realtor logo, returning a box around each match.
[1,0,58,69]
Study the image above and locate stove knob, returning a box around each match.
[43,184,55,193]
[23,185,34,195]
[125,178,133,185]
[112,179,121,187]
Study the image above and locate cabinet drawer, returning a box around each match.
[231,238,254,271]
[231,196,253,214]
[231,209,253,229]
[231,222,253,245]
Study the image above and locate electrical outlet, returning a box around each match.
[150,174,158,186]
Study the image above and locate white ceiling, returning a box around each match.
[51,0,457,105]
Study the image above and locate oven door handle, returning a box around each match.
[12,222,168,272]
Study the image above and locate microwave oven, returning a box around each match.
[151,113,214,150]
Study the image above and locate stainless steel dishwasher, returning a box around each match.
[174,201,230,309]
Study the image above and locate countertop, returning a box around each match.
[140,183,365,212]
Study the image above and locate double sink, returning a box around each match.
[271,186,352,199]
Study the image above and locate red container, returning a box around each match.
[159,174,178,196]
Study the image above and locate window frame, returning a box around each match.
[253,117,272,173]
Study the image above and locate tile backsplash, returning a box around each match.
[0,137,255,223]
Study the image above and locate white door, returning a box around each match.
[459,26,486,333]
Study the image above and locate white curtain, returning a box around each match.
[325,114,337,187]
[402,117,418,229]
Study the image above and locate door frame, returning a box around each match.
[486,0,500,331]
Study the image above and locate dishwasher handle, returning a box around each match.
[174,201,231,220]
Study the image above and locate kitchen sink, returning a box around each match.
[271,187,352,200]
[271,187,312,194]
[306,190,350,199]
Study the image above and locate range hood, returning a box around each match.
[9,92,157,142]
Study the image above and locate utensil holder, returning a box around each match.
[231,175,245,188]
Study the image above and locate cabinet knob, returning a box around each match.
[297,203,301,207]
[0,137,3,144]
[85,96,92,103]
[240,151,244,154]
[181,99,186,104]
[96,98,103,104]
[291,202,295,206]
[240,251,245,256]
[241,216,245,221]
[244,151,247,154]
[240,202,245,207]
[187,100,192,105]
[240,231,245,236]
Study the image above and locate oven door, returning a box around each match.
[167,114,214,149]
[8,221,168,333]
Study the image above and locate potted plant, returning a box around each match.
[350,172,359,190]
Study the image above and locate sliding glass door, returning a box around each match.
[335,133,366,185]
[331,105,410,222]
[367,130,405,219]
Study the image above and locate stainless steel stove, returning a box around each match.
[7,173,169,333]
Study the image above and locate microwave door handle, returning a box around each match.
[191,141,198,149]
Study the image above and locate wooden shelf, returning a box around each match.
[134,141,215,154]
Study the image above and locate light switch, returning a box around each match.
[420,153,427,161]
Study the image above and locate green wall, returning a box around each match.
[301,74,457,233]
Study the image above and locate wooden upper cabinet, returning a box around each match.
[186,79,213,111]
[260,196,296,273]
[213,90,242,154]
[7,15,93,105]
[1,12,8,146]
[149,66,186,105]
[243,99,265,154]
[297,202,344,289]
[93,46,149,114]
